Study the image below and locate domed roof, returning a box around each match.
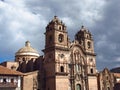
[48,16,65,25]
[15,41,40,57]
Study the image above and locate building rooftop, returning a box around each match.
[113,73,120,78]
[0,65,23,76]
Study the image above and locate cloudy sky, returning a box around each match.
[0,0,120,70]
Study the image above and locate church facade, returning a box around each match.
[43,16,97,90]
[1,16,118,90]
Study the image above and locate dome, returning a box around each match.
[51,16,61,24]
[15,41,40,57]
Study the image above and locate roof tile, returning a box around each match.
[0,65,23,76]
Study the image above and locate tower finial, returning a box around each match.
[25,41,30,47]
[54,15,57,19]
[81,25,84,28]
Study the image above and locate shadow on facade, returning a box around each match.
[114,83,120,90]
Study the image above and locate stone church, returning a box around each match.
[42,16,97,90]
[1,16,118,90]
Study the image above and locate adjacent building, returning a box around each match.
[22,71,39,90]
[0,65,23,90]
[110,68,120,90]
[97,68,115,90]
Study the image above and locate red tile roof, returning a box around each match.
[0,65,23,76]
[113,73,120,78]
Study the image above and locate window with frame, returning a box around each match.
[59,26,62,30]
[58,34,64,43]
[87,41,91,49]
[60,66,64,72]
[76,84,81,90]
[90,68,93,74]
[3,78,7,83]
[11,78,14,83]
[107,87,110,90]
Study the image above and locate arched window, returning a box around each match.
[107,87,110,90]
[87,35,89,38]
[59,26,62,30]
[60,66,64,72]
[17,57,20,61]
[90,58,93,62]
[11,65,16,70]
[90,68,93,74]
[87,41,91,49]
[3,78,7,83]
[22,57,25,61]
[58,34,64,43]
[76,65,80,72]
[76,84,81,90]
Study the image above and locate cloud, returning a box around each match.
[92,0,120,70]
[25,0,106,41]
[0,0,42,61]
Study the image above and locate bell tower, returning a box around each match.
[75,26,94,53]
[45,16,68,49]
[75,26,96,74]
[75,26,98,90]
[44,16,70,90]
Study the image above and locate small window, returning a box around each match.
[31,58,34,61]
[87,35,89,38]
[76,65,80,72]
[87,41,91,49]
[3,78,6,83]
[106,76,109,80]
[23,57,25,61]
[59,26,62,30]
[60,66,64,72]
[11,79,14,83]
[76,84,81,90]
[90,59,93,62]
[90,68,93,74]
[58,34,64,43]
[107,87,110,90]
[60,54,64,58]
[11,65,16,70]
[69,64,72,69]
